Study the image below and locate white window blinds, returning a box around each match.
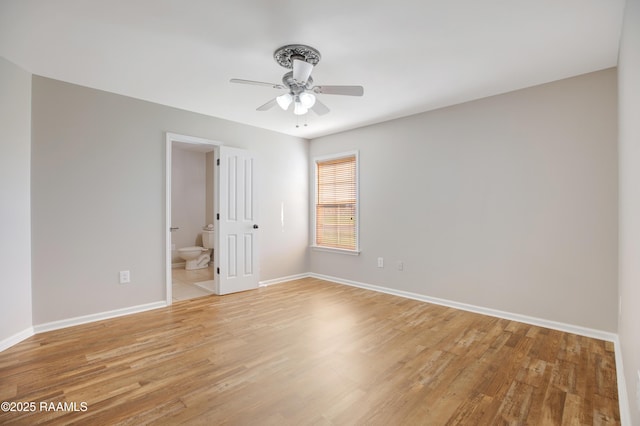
[315,155,357,250]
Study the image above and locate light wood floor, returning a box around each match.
[0,278,620,425]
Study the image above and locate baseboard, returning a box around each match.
[259,273,311,287]
[307,273,617,342]
[33,301,168,334]
[0,327,35,352]
[612,336,632,426]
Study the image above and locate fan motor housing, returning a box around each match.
[282,71,313,94]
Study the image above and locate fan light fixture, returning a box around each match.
[293,97,308,115]
[299,92,316,108]
[277,92,316,115]
[276,93,293,110]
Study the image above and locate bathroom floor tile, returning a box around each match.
[172,265,215,302]
[172,282,212,302]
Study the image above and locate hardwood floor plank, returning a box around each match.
[0,278,620,425]
[539,384,568,425]
[562,392,589,426]
[495,380,536,424]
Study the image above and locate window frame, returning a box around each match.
[311,150,360,255]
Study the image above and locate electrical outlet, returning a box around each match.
[377,257,384,268]
[119,270,130,284]
[397,261,404,271]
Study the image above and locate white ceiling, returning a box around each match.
[0,0,625,139]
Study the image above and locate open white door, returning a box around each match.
[217,146,259,295]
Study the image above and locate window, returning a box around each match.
[313,152,359,253]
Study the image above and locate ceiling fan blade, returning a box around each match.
[310,98,330,116]
[292,59,313,84]
[230,78,284,89]
[313,85,364,96]
[256,98,278,111]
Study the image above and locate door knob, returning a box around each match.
[253,224,259,229]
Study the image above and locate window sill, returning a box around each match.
[311,246,361,256]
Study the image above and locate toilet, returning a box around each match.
[178,229,214,270]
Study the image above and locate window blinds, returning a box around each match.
[316,155,357,250]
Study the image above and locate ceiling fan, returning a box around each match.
[230,44,364,117]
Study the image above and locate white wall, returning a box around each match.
[31,76,309,325]
[310,69,618,332]
[0,57,33,346]
[206,151,215,227]
[618,0,640,421]
[171,147,207,263]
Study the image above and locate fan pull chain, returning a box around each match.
[295,115,309,128]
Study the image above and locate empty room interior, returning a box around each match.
[1,0,639,424]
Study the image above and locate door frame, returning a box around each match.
[165,132,222,305]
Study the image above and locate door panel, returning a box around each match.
[217,146,259,294]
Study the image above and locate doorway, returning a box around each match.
[165,133,221,304]
[165,133,261,303]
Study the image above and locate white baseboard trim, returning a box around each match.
[33,301,168,334]
[259,273,310,287]
[307,273,617,342]
[612,336,632,426]
[0,327,35,353]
